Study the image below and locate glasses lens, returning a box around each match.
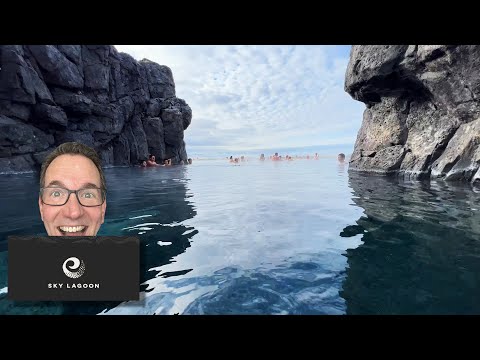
[41,187,104,206]
[41,187,69,205]
[77,188,104,206]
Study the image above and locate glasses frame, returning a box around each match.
[39,186,106,207]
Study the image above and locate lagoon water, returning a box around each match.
[1,156,480,314]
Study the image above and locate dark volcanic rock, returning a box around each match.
[28,45,84,89]
[57,45,82,66]
[125,114,149,164]
[82,46,111,92]
[431,118,480,181]
[0,45,192,173]
[0,115,54,157]
[0,100,31,121]
[346,45,480,183]
[0,45,53,105]
[143,117,166,160]
[50,87,93,115]
[166,141,188,165]
[140,59,176,99]
[55,130,95,149]
[34,103,68,127]
[113,132,131,166]
[162,107,185,146]
[0,154,36,173]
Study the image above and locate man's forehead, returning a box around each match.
[45,154,101,185]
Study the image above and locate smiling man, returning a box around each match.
[38,142,107,236]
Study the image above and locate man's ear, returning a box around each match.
[101,201,107,224]
[38,197,44,222]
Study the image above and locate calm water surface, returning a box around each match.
[0,157,479,314]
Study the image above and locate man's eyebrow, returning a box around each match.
[80,183,101,189]
[45,180,67,187]
[45,181,100,189]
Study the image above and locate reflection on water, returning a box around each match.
[340,173,480,314]
[1,159,480,314]
[102,159,358,315]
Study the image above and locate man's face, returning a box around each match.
[39,154,106,236]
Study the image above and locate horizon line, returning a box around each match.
[187,143,354,152]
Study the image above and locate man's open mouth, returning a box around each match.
[58,226,87,236]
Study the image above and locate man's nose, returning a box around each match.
[62,193,84,219]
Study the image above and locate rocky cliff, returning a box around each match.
[0,45,192,173]
[345,45,480,184]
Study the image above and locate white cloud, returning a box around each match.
[114,45,365,152]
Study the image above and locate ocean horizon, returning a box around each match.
[186,143,355,160]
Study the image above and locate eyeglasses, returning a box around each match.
[40,187,106,207]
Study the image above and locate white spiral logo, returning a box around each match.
[62,257,86,279]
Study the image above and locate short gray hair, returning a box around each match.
[39,142,106,193]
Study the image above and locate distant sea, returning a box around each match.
[186,144,354,160]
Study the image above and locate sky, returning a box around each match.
[114,45,365,154]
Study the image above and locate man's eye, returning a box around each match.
[81,191,97,199]
[50,190,64,197]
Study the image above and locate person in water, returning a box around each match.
[338,153,346,163]
[147,154,161,167]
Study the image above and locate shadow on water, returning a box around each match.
[339,172,480,314]
[0,166,198,314]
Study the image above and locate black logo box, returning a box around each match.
[8,236,139,301]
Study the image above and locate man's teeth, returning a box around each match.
[59,226,86,233]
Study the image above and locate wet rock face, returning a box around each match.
[346,45,480,184]
[0,45,192,173]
